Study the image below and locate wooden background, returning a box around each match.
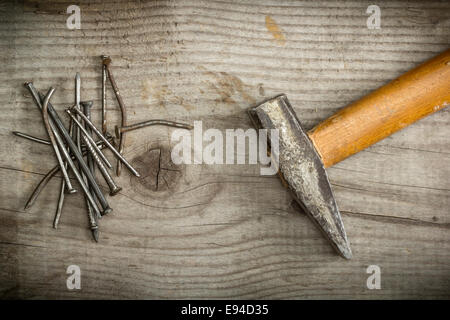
[1,0,449,299]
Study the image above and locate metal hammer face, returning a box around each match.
[248,94,352,259]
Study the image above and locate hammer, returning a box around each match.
[249,49,450,259]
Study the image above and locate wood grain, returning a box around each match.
[0,0,449,299]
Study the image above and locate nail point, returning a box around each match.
[92,228,99,242]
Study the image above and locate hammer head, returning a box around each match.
[248,94,352,259]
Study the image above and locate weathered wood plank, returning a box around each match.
[0,0,449,299]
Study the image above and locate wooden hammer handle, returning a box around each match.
[307,49,450,168]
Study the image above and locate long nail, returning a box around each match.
[66,109,112,169]
[51,124,103,217]
[25,141,108,211]
[82,133,122,197]
[40,87,76,194]
[81,144,99,239]
[29,86,111,215]
[101,56,108,135]
[103,56,127,177]
[41,113,101,217]
[75,73,81,163]
[13,131,98,152]
[83,157,99,240]
[81,101,101,220]
[82,162,99,239]
[53,119,73,229]
[77,103,121,197]
[12,131,51,145]
[115,120,193,138]
[75,98,99,238]
[25,165,59,210]
[12,131,109,152]
[46,117,102,217]
[69,106,140,177]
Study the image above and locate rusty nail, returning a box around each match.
[75,94,99,240]
[82,131,122,197]
[81,101,101,219]
[114,120,193,138]
[101,56,108,135]
[25,140,109,211]
[66,108,112,169]
[53,119,73,229]
[69,106,140,177]
[103,56,127,177]
[12,131,51,145]
[34,89,111,216]
[41,87,76,194]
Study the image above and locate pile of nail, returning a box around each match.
[16,56,192,242]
